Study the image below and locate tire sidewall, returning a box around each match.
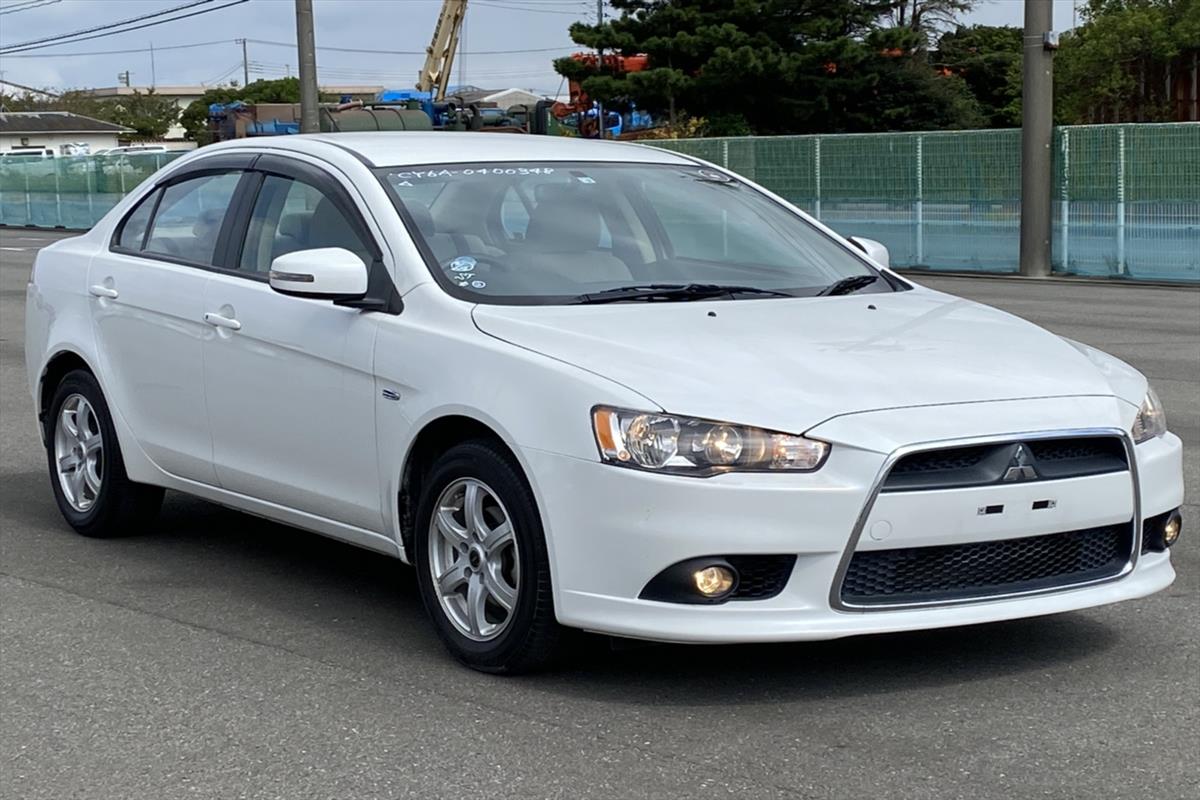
[413,442,549,670]
[45,371,120,534]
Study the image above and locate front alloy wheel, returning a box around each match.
[428,478,520,641]
[414,440,566,673]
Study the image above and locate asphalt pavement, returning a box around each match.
[2,228,1197,800]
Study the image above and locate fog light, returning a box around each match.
[693,565,736,598]
[1164,512,1182,547]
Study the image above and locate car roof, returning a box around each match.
[207,131,696,168]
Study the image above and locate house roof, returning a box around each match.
[442,87,547,106]
[0,111,133,134]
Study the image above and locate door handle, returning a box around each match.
[203,312,242,331]
[88,284,119,299]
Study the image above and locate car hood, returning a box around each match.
[472,287,1145,434]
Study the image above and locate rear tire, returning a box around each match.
[414,439,565,673]
[45,370,163,537]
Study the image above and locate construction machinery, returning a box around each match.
[208,0,657,141]
[416,0,468,102]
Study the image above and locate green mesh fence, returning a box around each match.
[2,128,1196,281]
[653,123,1200,282]
[0,152,187,229]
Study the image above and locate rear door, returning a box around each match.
[200,154,386,532]
[88,155,254,483]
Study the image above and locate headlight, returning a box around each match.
[1131,387,1167,443]
[592,406,829,476]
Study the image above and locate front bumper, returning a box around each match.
[523,397,1182,643]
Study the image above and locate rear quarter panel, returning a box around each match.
[25,234,101,409]
[24,231,160,484]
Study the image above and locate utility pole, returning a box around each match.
[149,42,156,88]
[595,0,604,139]
[239,38,249,88]
[1019,0,1055,277]
[294,0,319,134]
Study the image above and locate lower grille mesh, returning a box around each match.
[840,523,1133,606]
[728,555,796,600]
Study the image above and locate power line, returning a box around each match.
[3,38,577,59]
[0,0,213,51]
[201,62,243,86]
[0,0,61,16]
[0,39,234,58]
[0,0,250,55]
[0,76,60,96]
[245,38,575,57]
[473,1,588,15]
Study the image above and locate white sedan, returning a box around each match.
[25,133,1184,672]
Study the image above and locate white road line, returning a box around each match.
[1,246,30,251]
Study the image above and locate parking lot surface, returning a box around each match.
[2,228,1197,800]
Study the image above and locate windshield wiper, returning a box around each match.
[575,283,793,304]
[817,274,880,296]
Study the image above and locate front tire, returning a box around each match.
[45,370,163,537]
[414,440,564,673]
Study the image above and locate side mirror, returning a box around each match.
[268,247,369,300]
[848,237,890,269]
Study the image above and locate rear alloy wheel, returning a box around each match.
[54,393,104,513]
[45,370,163,537]
[414,440,565,673]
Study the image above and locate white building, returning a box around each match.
[0,111,133,155]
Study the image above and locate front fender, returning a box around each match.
[371,284,654,560]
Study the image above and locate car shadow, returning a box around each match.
[2,470,1121,705]
[533,614,1118,707]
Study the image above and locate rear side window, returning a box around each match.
[141,172,241,266]
[116,190,158,250]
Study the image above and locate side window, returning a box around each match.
[238,174,373,275]
[116,189,159,250]
[143,172,241,265]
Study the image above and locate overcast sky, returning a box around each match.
[0,0,1082,95]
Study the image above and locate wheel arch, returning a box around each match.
[396,412,537,564]
[37,348,98,441]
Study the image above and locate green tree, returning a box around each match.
[886,0,978,44]
[0,88,104,117]
[555,0,982,135]
[1054,0,1197,123]
[97,89,180,139]
[0,87,177,138]
[936,24,1021,126]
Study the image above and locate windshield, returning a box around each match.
[377,161,889,304]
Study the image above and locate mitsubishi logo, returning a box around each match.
[1002,444,1039,482]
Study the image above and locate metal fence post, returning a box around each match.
[54,162,63,228]
[814,137,822,220]
[1061,129,1070,270]
[721,139,729,169]
[1116,127,1126,275]
[24,167,32,225]
[86,159,95,224]
[915,134,924,265]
